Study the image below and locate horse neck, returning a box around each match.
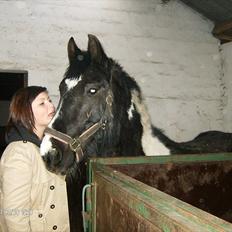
[131,90,176,156]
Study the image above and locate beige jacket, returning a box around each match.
[0,141,70,232]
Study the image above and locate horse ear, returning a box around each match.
[67,37,81,62]
[87,34,107,64]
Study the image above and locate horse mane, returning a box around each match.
[88,59,146,157]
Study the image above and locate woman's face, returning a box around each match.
[32,91,55,131]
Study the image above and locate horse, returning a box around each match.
[40,34,232,231]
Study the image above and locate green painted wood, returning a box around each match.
[89,153,232,167]
[95,164,232,231]
[86,154,232,231]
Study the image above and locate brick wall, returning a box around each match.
[222,42,232,132]
[0,0,226,141]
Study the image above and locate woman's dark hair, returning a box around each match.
[7,86,47,133]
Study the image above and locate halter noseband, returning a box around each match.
[44,120,106,162]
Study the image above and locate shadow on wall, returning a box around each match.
[0,70,28,159]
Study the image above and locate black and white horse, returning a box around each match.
[40,34,232,231]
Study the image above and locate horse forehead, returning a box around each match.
[65,76,82,90]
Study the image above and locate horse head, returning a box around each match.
[40,34,144,175]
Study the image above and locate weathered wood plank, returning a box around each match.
[87,154,232,231]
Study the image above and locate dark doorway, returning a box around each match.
[0,70,28,156]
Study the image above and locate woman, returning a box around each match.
[0,86,70,231]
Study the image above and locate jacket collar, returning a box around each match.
[5,124,41,147]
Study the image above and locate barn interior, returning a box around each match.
[1,0,232,150]
[1,1,232,231]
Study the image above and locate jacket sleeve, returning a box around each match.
[1,145,32,232]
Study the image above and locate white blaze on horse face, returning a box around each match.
[40,76,82,157]
[65,76,82,91]
[40,135,53,156]
[40,99,64,156]
[131,91,170,156]
[128,102,135,120]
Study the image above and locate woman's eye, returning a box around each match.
[88,88,97,95]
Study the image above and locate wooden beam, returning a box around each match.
[213,19,232,34]
[214,34,232,41]
[212,19,232,42]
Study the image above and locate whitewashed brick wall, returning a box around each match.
[0,0,227,141]
[222,42,232,131]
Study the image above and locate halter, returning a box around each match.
[44,92,113,162]
[44,121,106,162]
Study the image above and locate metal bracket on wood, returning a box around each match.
[82,184,92,232]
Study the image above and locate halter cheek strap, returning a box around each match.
[44,121,106,162]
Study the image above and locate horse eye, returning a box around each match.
[88,88,97,95]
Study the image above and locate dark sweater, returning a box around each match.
[5,125,41,147]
